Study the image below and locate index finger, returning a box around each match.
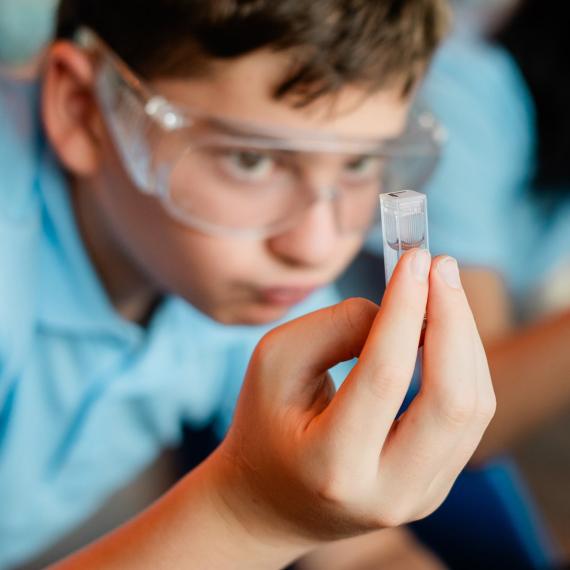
[321,249,430,463]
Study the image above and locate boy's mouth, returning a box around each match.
[258,286,318,306]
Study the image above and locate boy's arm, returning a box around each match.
[51,455,313,570]
[51,252,495,570]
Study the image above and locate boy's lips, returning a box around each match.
[258,286,319,306]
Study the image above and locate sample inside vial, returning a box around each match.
[380,190,429,284]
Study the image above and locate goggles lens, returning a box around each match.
[79,27,444,238]
[165,143,385,235]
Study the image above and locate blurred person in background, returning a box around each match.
[423,0,570,559]
[0,0,58,77]
[450,0,520,36]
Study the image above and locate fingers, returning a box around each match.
[424,323,495,492]
[321,249,431,463]
[379,257,495,496]
[250,296,378,407]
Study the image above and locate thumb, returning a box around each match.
[248,298,378,407]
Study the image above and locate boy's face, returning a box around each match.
[56,48,410,325]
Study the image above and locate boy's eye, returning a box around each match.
[222,150,276,182]
[343,155,383,181]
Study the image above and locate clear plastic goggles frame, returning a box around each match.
[75,27,446,239]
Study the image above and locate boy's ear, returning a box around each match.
[42,42,103,176]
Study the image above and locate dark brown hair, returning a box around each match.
[56,0,449,104]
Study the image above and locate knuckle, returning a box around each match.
[442,404,474,428]
[436,389,477,428]
[383,287,424,320]
[415,486,454,521]
[366,362,411,401]
[427,310,474,336]
[334,298,377,336]
[253,329,281,362]
[373,502,413,528]
[313,469,355,508]
[477,392,497,424]
[250,329,283,376]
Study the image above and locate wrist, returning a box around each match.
[200,446,317,569]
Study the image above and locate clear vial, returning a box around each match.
[380,190,429,284]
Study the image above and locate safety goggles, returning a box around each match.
[75,27,445,239]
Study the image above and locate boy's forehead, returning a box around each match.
[152,49,411,140]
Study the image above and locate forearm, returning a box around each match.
[49,454,312,570]
[472,309,570,462]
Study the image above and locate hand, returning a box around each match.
[49,251,494,570]
[209,250,496,547]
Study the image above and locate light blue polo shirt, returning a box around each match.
[0,75,345,567]
[421,37,570,319]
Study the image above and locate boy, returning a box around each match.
[0,1,495,568]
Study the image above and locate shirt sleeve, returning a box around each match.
[421,39,536,273]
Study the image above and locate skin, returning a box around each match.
[37,40,495,569]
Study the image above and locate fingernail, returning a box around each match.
[438,257,462,289]
[412,249,431,282]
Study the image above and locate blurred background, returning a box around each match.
[0,0,58,76]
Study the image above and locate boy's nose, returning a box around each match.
[266,199,340,268]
